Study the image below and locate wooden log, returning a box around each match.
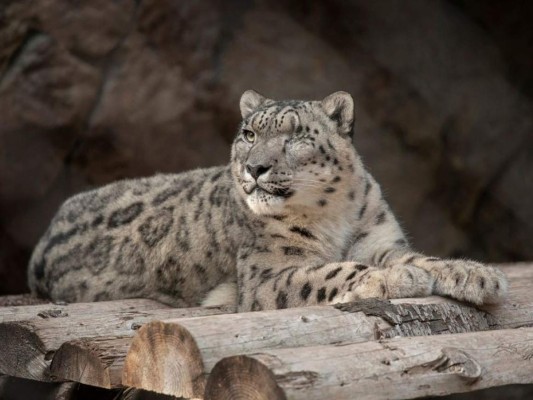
[123,322,205,398]
[52,263,533,392]
[119,299,495,396]
[17,263,533,390]
[121,306,382,396]
[50,335,132,389]
[53,298,479,390]
[122,298,490,376]
[52,303,380,389]
[0,304,235,381]
[205,356,286,400]
[0,298,169,323]
[0,294,49,307]
[204,327,533,400]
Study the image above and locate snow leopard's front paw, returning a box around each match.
[431,260,508,305]
[340,265,433,302]
[385,265,434,298]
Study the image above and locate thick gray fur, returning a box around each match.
[28,90,507,311]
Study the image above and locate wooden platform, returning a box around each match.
[0,263,532,399]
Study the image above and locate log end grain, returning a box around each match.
[205,356,287,400]
[50,339,113,388]
[122,321,205,398]
[0,321,49,380]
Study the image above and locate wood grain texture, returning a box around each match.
[0,295,49,308]
[51,303,379,389]
[2,263,532,397]
[0,298,169,323]
[0,305,235,381]
[122,322,205,398]
[205,356,286,400]
[51,299,483,390]
[205,327,533,400]
[50,335,132,388]
[48,264,533,393]
[336,298,491,338]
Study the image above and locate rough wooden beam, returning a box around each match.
[50,264,533,392]
[0,298,169,323]
[204,327,533,400]
[336,298,491,338]
[122,322,205,398]
[120,304,380,395]
[0,294,49,307]
[0,304,235,381]
[6,263,532,389]
[119,298,499,396]
[52,303,380,389]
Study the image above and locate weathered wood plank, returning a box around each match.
[54,264,531,392]
[0,298,170,323]
[54,299,485,390]
[8,263,533,391]
[0,294,49,307]
[121,290,528,397]
[51,264,533,392]
[204,327,533,400]
[337,299,491,338]
[120,306,382,396]
[124,299,489,378]
[52,304,381,390]
[0,305,236,381]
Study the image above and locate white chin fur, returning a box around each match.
[245,190,285,215]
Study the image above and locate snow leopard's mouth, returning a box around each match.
[244,185,294,199]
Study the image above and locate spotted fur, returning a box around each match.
[28,90,508,310]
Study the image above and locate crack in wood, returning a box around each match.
[274,371,319,390]
[335,298,491,338]
[402,347,481,382]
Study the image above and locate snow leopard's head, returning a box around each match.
[231,90,360,216]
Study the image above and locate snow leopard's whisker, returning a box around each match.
[292,180,328,189]
[292,183,324,190]
[292,178,328,184]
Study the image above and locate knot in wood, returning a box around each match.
[404,347,481,381]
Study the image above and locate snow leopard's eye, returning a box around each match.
[243,130,256,143]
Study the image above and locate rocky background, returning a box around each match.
[0,0,532,295]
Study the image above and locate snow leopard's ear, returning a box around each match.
[240,90,267,119]
[321,91,355,135]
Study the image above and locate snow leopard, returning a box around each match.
[28,90,508,311]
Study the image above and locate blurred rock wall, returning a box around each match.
[0,0,532,294]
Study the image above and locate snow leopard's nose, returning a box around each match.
[246,164,272,180]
